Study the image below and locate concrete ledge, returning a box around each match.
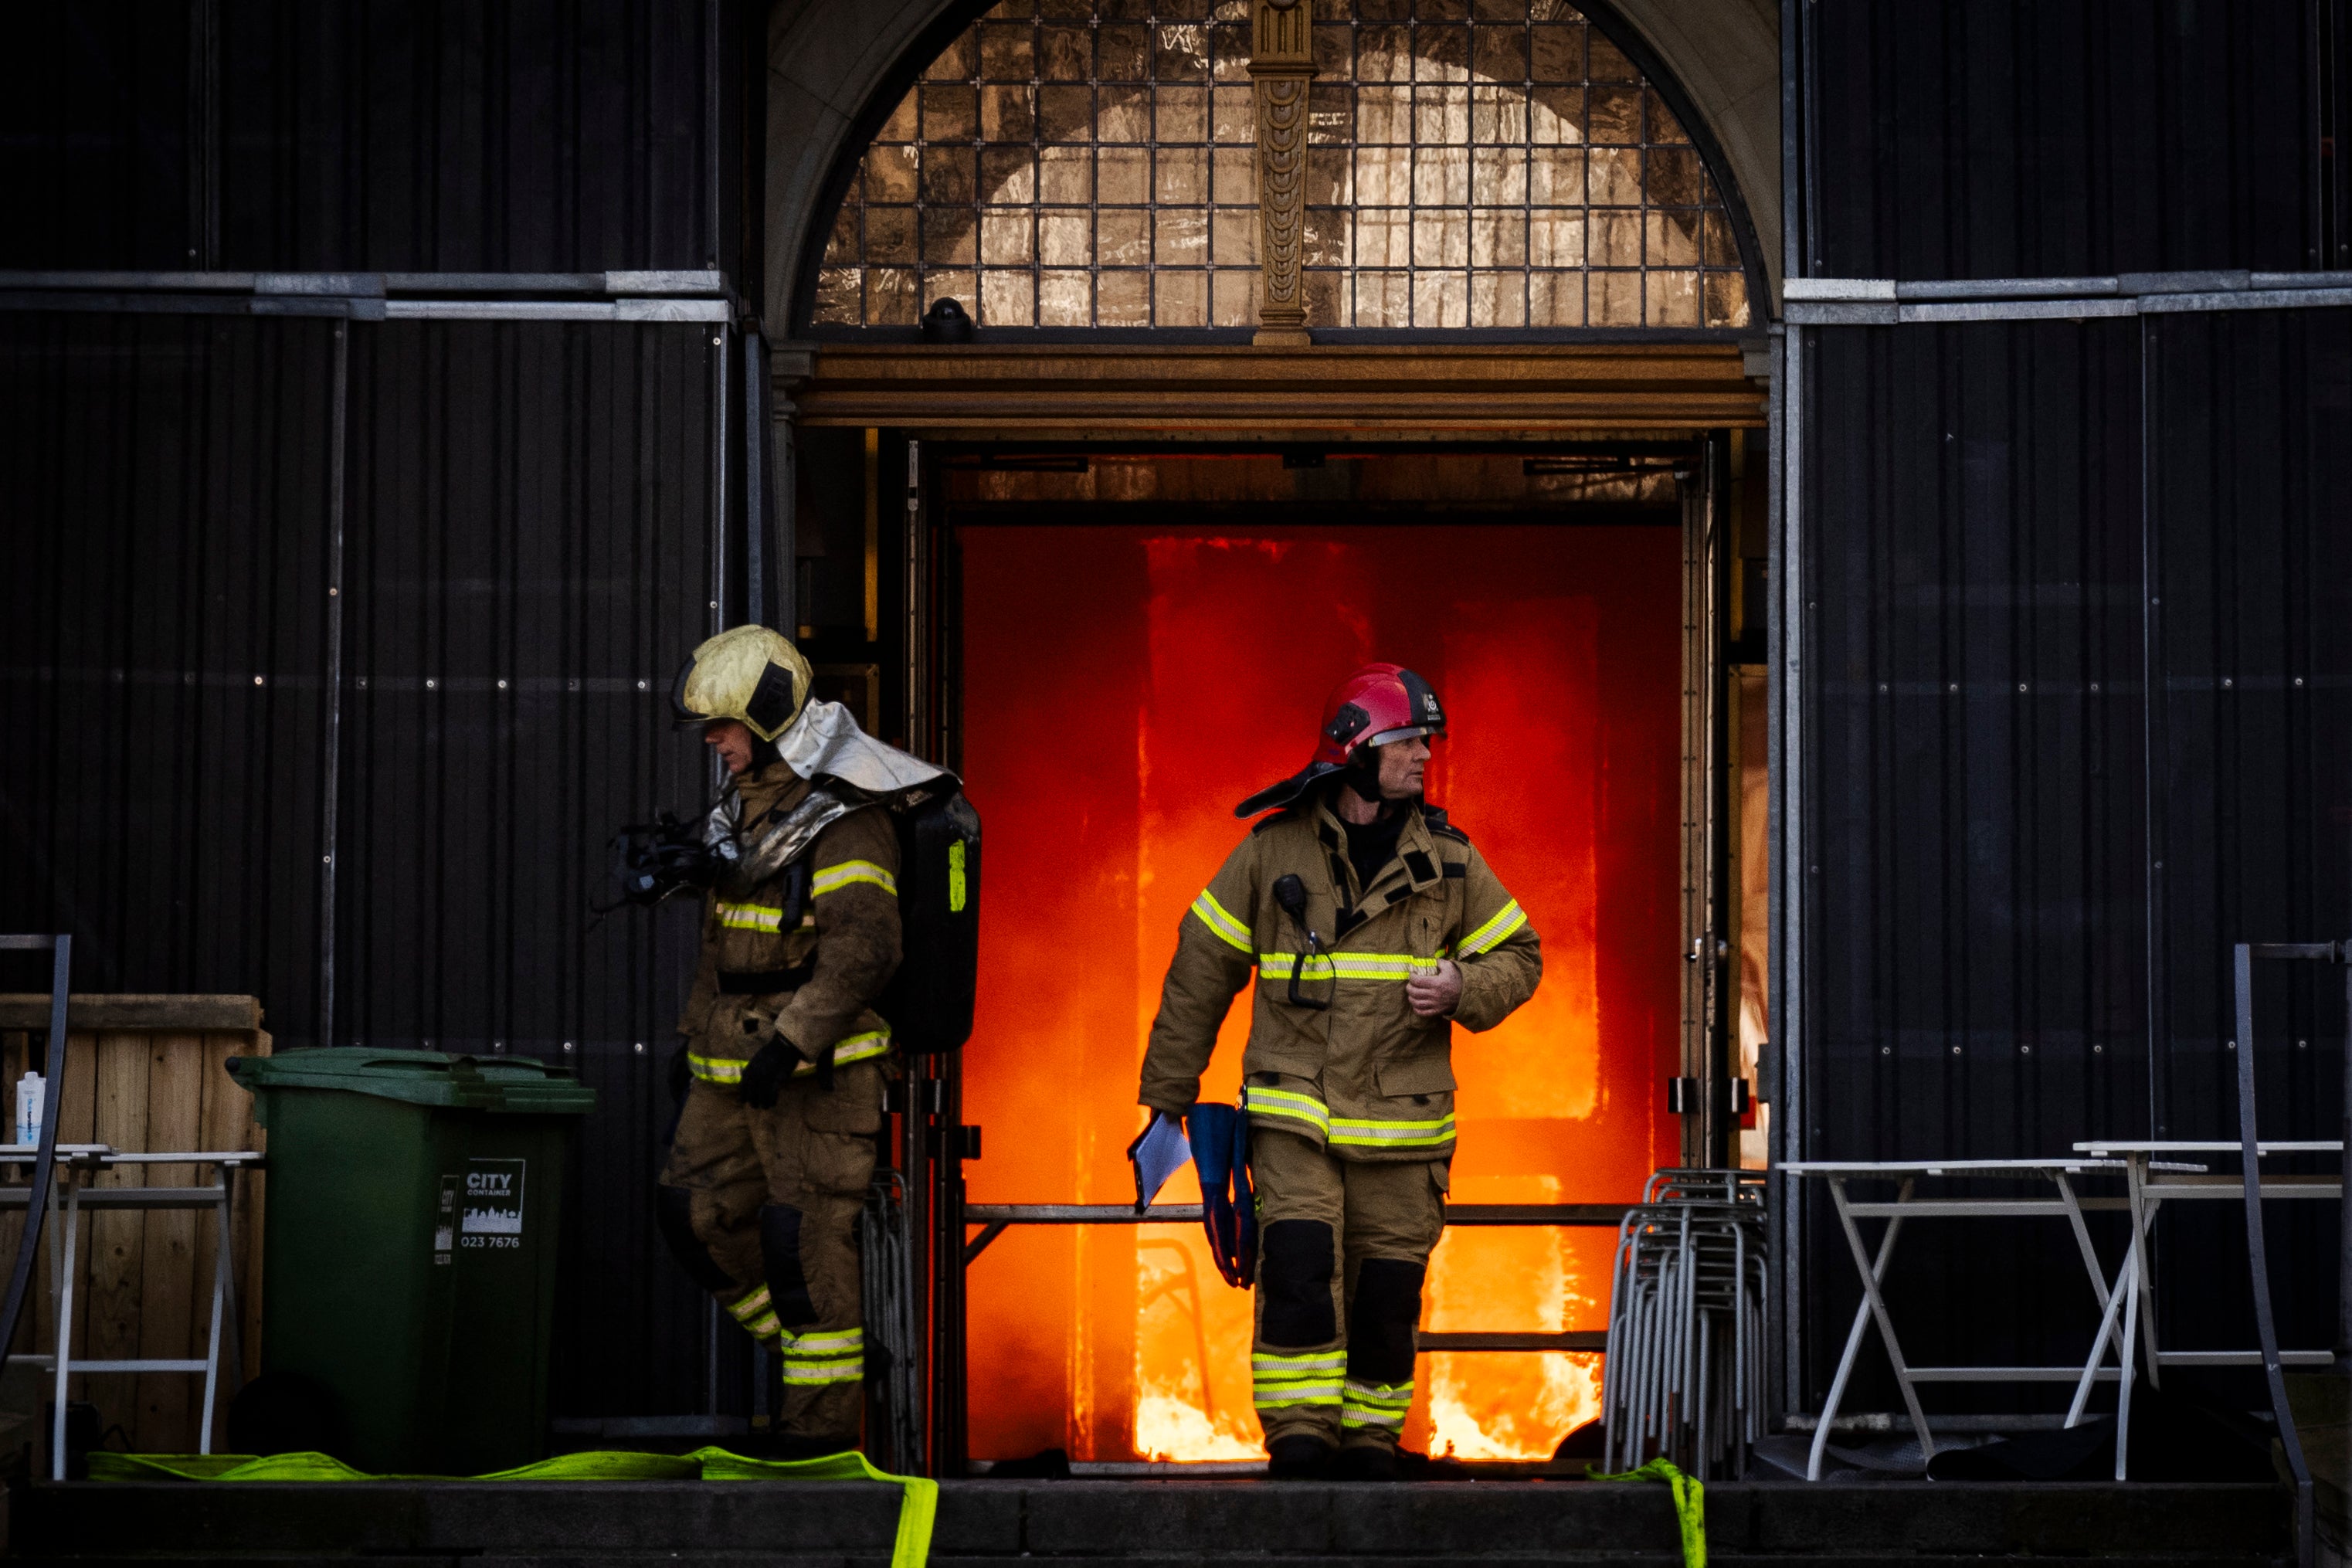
[10,1477,2291,1565]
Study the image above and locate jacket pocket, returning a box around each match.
[1375,1055,1457,1098]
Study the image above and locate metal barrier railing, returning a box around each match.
[961,1201,1631,1353]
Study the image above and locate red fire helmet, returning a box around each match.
[1234,663,1447,817]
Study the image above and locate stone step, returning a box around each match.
[8,1478,2292,1566]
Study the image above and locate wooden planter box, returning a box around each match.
[0,995,269,1456]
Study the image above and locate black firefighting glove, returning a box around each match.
[738,1038,797,1109]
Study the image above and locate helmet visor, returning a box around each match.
[1363,721,1441,748]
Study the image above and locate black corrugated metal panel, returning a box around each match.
[1807,1,2330,279]
[336,319,731,1417]
[219,0,718,273]
[2142,307,2352,1360]
[0,311,337,1014]
[1795,311,2352,1412]
[1,0,724,274]
[0,6,199,270]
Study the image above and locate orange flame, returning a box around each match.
[959,524,1681,1462]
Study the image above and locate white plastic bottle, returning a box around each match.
[15,1071,43,1149]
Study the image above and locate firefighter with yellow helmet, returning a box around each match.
[1137,664,1542,1479]
[656,625,911,1453]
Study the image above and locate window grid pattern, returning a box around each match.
[809,0,1750,332]
[1303,4,1747,328]
[815,1,1261,330]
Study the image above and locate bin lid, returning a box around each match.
[226,1048,597,1114]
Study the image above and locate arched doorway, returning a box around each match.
[764,0,1771,1474]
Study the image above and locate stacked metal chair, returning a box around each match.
[1601,1168,1768,1478]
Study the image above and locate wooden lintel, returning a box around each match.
[796,342,1765,433]
[0,994,264,1032]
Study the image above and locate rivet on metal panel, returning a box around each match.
[2299,1040,2309,1050]
[636,680,648,691]
[2017,682,2028,693]
[2295,677,2306,687]
[1880,1047,1890,1056]
[322,854,331,865]
[2227,1040,2237,1050]
[1877,682,1888,692]
[2221,677,2232,689]
[183,674,194,684]
[328,587,338,596]
[253,675,264,686]
[497,679,508,690]
[1951,1046,1962,1055]
[1809,865,1820,874]
[2090,682,2101,693]
[564,1041,575,1052]
[2153,860,2164,871]
[426,679,436,690]
[1948,683,1959,692]
[634,1042,645,1054]
[2021,1045,2031,1054]
[358,678,368,689]
[494,1040,504,1051]
[2094,1044,2104,1054]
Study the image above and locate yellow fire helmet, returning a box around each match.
[669,625,813,743]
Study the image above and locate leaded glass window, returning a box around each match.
[809,0,1750,332]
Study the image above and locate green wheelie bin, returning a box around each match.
[226,1049,596,1475]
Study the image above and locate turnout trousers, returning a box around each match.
[1249,1127,1448,1454]
[657,1062,881,1443]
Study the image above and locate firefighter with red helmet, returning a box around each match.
[1136,664,1543,1478]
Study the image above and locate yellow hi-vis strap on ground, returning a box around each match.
[813,860,898,897]
[1458,899,1528,955]
[1589,1457,1705,1568]
[1189,888,1254,953]
[87,1448,938,1568]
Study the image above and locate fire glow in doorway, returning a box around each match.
[958,524,1681,1462]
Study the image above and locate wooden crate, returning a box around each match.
[0,996,268,1455]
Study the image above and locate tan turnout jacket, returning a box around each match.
[676,763,902,1085]
[1139,792,1541,1161]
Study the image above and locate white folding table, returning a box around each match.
[2071,1139,2344,1482]
[1782,1157,2189,1481]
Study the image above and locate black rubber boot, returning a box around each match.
[1266,1434,1336,1478]
[1335,1442,1398,1481]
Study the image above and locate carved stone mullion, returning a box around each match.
[1250,0,1314,347]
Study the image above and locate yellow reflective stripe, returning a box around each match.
[716,901,786,932]
[1252,1382,1344,1408]
[779,1359,864,1385]
[792,1030,893,1078]
[813,860,898,898]
[689,1053,747,1084]
[1342,1379,1414,1408]
[1328,1115,1458,1149]
[1190,890,1254,954]
[779,1328,864,1356]
[727,1286,773,1324]
[1255,952,1430,981]
[1459,899,1528,956]
[741,1310,782,1340]
[1243,1087,1331,1135]
[1251,1351,1345,1373]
